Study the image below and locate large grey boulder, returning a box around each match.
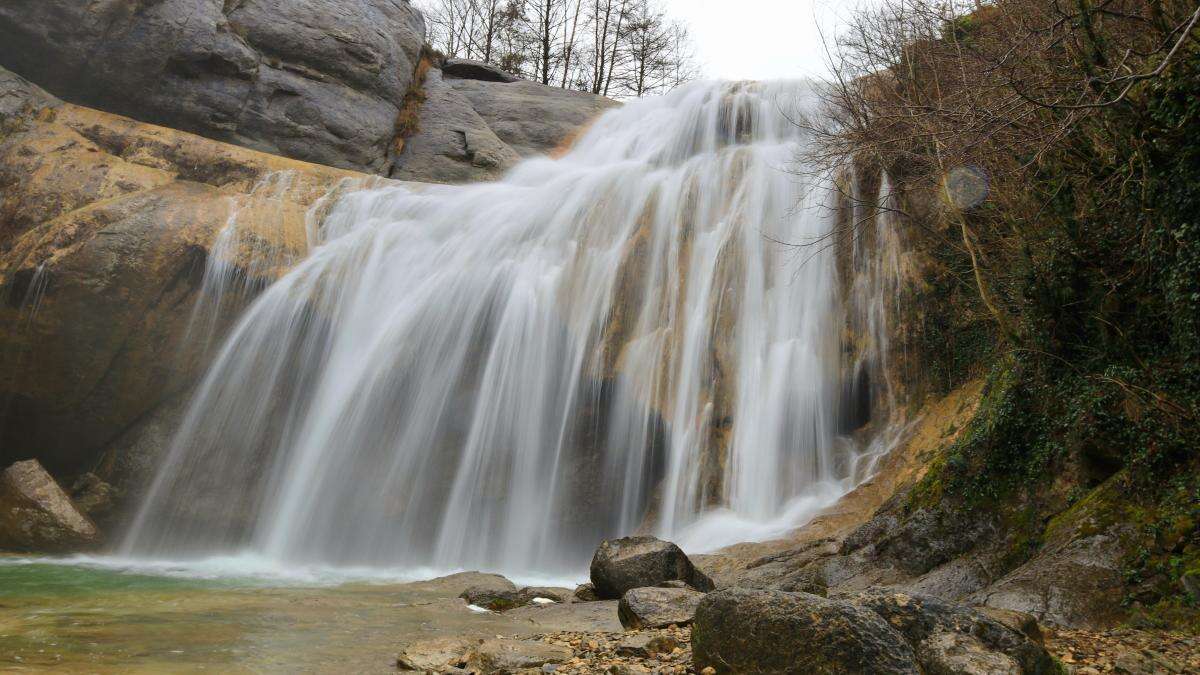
[618,586,705,629]
[0,0,425,174]
[0,459,98,551]
[691,588,920,674]
[590,535,715,600]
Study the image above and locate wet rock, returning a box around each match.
[396,636,475,672]
[691,588,920,674]
[447,79,617,158]
[0,0,425,174]
[573,583,600,602]
[590,536,714,600]
[466,638,573,674]
[853,590,1058,675]
[460,584,522,612]
[0,459,98,551]
[517,587,570,605]
[442,58,521,83]
[617,587,705,630]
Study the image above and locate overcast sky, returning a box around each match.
[661,0,876,81]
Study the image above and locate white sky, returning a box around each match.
[661,0,878,81]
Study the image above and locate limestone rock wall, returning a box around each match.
[0,67,381,473]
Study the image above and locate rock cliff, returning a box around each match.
[0,66,385,473]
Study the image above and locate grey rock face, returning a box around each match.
[458,583,567,611]
[392,67,618,184]
[448,79,618,158]
[617,586,705,629]
[0,0,425,174]
[0,459,99,551]
[590,535,715,600]
[390,68,520,183]
[691,588,920,674]
[852,589,1058,674]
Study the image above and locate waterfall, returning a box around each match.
[123,81,873,577]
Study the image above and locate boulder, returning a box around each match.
[589,536,715,599]
[852,590,1058,675]
[0,0,425,174]
[442,58,521,83]
[0,459,98,551]
[691,588,920,675]
[391,67,520,184]
[617,586,705,630]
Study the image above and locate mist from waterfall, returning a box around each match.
[123,80,875,577]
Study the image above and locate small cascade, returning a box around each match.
[0,264,51,430]
[124,81,895,576]
[840,170,908,482]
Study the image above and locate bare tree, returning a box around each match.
[615,0,697,97]
[417,0,700,97]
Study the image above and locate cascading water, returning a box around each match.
[123,81,876,577]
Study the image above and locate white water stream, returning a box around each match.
[122,81,886,579]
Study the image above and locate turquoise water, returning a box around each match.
[0,557,536,673]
